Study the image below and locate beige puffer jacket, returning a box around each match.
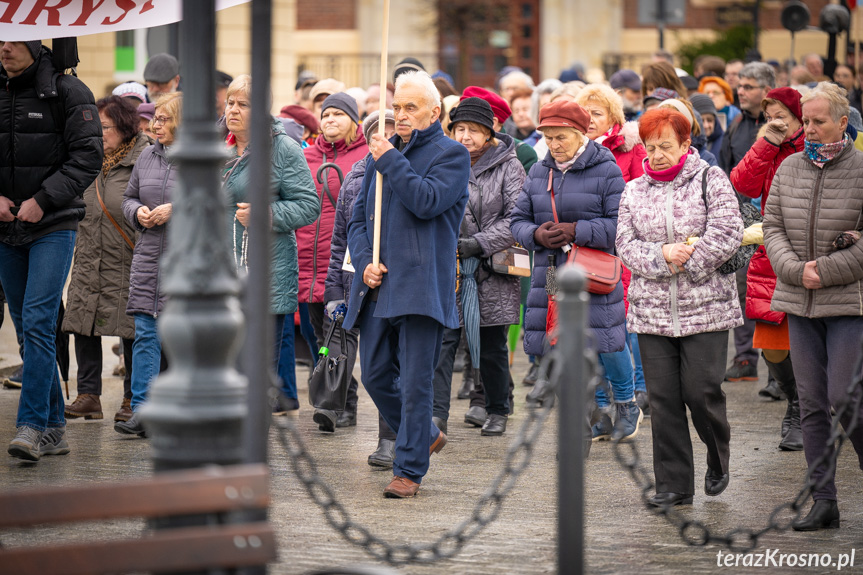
[763,144,863,318]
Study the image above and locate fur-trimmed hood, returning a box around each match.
[617,121,642,152]
[602,121,642,153]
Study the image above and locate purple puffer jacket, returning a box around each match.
[122,142,176,317]
[616,149,744,337]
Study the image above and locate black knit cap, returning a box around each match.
[448,97,495,134]
[393,57,426,83]
[24,41,42,60]
[321,92,360,125]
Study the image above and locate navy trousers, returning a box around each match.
[358,300,443,483]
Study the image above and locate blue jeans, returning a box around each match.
[628,331,646,393]
[130,313,162,412]
[0,230,75,431]
[271,313,296,398]
[595,343,636,408]
[297,303,318,361]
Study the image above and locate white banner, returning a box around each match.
[0,0,249,42]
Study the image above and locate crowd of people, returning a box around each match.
[1,39,862,524]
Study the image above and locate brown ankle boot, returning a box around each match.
[65,393,103,420]
[114,397,132,422]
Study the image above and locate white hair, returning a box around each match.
[394,70,441,111]
[500,70,535,90]
[802,82,850,122]
[531,78,562,125]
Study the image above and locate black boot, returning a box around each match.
[457,367,474,400]
[758,373,786,401]
[792,499,840,531]
[765,354,803,451]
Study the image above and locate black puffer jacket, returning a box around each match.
[0,48,102,246]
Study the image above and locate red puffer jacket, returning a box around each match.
[602,121,645,317]
[298,128,368,304]
[730,128,804,324]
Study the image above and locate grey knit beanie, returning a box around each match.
[321,92,360,125]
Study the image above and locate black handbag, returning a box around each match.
[308,317,350,411]
[700,167,762,274]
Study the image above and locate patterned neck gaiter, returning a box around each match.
[804,134,850,168]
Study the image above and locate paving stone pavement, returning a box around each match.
[1,313,861,574]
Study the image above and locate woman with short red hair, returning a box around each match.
[616,108,744,508]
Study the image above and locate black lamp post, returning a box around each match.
[140,0,247,472]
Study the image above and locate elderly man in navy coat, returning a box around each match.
[344,71,470,498]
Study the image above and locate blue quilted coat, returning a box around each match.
[510,140,626,356]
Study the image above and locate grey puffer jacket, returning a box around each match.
[122,142,176,317]
[460,133,524,326]
[616,149,744,337]
[763,144,863,318]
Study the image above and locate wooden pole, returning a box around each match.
[372,0,391,267]
[856,7,861,75]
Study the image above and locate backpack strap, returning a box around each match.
[49,73,67,135]
[700,166,710,210]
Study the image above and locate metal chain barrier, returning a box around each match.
[271,345,580,565]
[613,345,863,553]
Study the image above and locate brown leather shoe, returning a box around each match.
[429,429,447,455]
[114,397,133,422]
[65,393,103,420]
[383,476,420,498]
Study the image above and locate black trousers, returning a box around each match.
[432,325,511,419]
[74,334,133,398]
[639,330,731,495]
[733,266,758,363]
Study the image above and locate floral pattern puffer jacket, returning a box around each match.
[616,149,744,337]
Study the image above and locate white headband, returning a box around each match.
[658,99,694,131]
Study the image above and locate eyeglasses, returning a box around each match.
[152,115,171,126]
[738,84,761,92]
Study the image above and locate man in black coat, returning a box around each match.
[0,40,102,461]
[719,62,774,175]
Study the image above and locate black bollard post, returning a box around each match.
[141,0,246,472]
[557,263,588,575]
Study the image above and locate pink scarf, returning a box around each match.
[644,150,690,182]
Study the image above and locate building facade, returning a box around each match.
[68,0,838,111]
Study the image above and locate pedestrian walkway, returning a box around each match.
[1,316,861,574]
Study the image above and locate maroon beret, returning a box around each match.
[764,87,802,123]
[537,100,590,134]
[279,105,319,134]
[461,86,512,123]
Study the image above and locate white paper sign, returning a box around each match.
[0,0,249,42]
[341,246,355,273]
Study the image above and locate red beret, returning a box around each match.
[537,100,590,134]
[279,105,319,134]
[764,87,802,123]
[461,86,512,123]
